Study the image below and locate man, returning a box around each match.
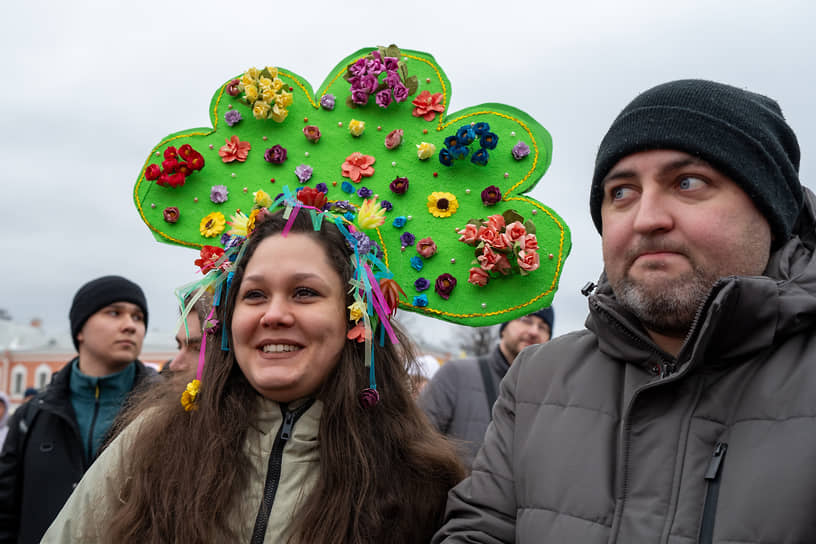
[420,308,554,469]
[22,389,38,404]
[165,291,212,374]
[433,80,815,543]
[0,275,156,543]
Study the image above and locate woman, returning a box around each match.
[43,206,464,543]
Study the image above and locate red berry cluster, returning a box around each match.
[144,144,205,188]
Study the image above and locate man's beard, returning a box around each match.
[613,264,713,337]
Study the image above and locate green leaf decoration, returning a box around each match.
[133,46,571,327]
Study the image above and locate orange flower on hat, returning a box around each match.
[341,152,375,183]
[219,135,251,163]
[411,90,444,121]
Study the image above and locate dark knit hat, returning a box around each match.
[69,275,148,349]
[590,79,802,245]
[499,307,554,336]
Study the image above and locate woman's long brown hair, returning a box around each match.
[105,210,464,543]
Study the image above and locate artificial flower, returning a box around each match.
[145,164,161,180]
[178,144,195,160]
[416,237,438,258]
[520,233,539,251]
[348,231,372,254]
[270,103,289,123]
[411,90,444,121]
[512,141,531,160]
[181,379,200,411]
[434,273,457,300]
[244,84,259,103]
[412,294,428,307]
[375,89,393,108]
[481,185,502,206]
[389,176,409,194]
[253,189,272,208]
[246,66,260,80]
[351,88,369,106]
[341,181,355,194]
[384,129,403,150]
[187,151,205,171]
[349,119,366,137]
[487,214,506,231]
[357,198,387,230]
[294,164,313,183]
[392,82,409,102]
[457,224,478,244]
[264,145,287,164]
[505,221,527,242]
[380,200,393,212]
[477,226,499,246]
[348,300,366,323]
[227,211,249,236]
[392,216,407,228]
[473,122,490,136]
[477,245,500,271]
[225,110,242,127]
[400,232,415,247]
[315,182,328,194]
[414,278,430,292]
[162,158,179,173]
[427,192,459,218]
[439,148,453,167]
[379,278,406,316]
[480,131,499,150]
[246,208,263,237]
[357,187,373,199]
[226,78,240,96]
[303,125,321,143]
[297,186,328,209]
[194,245,225,273]
[518,249,540,274]
[416,142,436,161]
[470,148,489,166]
[359,388,380,409]
[341,152,375,183]
[347,322,368,342]
[200,212,226,238]
[163,207,180,223]
[164,146,178,160]
[320,94,336,110]
[210,185,229,204]
[219,135,251,163]
[468,267,490,286]
[410,256,424,271]
[456,125,476,145]
[253,101,271,120]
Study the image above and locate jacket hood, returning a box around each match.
[586,187,816,369]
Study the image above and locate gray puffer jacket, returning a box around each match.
[419,347,509,469]
[434,192,816,543]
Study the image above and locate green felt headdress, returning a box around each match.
[134,45,571,331]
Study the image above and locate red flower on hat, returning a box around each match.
[297,186,328,209]
[194,246,225,274]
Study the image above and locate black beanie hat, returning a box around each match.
[499,307,555,336]
[590,79,802,245]
[69,275,148,350]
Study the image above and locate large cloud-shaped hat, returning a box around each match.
[134,45,571,327]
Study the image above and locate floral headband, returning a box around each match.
[133,45,572,409]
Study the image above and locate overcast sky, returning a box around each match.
[2,0,814,349]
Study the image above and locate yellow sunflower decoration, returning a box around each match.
[427,192,459,218]
[199,212,226,238]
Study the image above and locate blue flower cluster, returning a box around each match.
[439,122,498,167]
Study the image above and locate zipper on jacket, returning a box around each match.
[249,399,315,544]
[86,385,101,462]
[698,442,728,544]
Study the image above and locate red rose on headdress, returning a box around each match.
[297,186,328,209]
[194,246,225,274]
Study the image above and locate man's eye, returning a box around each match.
[678,176,706,190]
[610,186,630,201]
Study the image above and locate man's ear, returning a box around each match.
[76,331,84,346]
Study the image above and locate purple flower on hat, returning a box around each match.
[481,185,502,206]
[414,278,430,292]
[380,200,393,212]
[389,177,409,194]
[384,57,399,72]
[320,93,336,110]
[294,164,313,183]
[392,82,409,103]
[264,145,287,164]
[210,185,229,204]
[512,141,531,160]
[315,182,328,194]
[400,232,415,247]
[351,88,369,105]
[224,110,242,127]
[348,231,372,254]
[435,273,457,300]
[376,89,393,109]
[349,58,368,77]
[357,187,373,198]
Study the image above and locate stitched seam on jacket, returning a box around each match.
[517,400,618,421]
[516,505,613,528]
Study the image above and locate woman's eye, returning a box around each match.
[241,290,264,300]
[294,287,319,299]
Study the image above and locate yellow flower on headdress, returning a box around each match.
[244,84,259,103]
[271,77,284,92]
[258,76,273,92]
[270,103,288,123]
[253,100,271,120]
[246,67,260,81]
[349,119,366,137]
[348,300,365,323]
[246,209,262,236]
[261,88,276,103]
[227,211,249,236]
[181,379,200,411]
[254,189,272,208]
[357,199,386,230]
[276,91,293,108]
[241,72,256,88]
[427,192,459,218]
[200,212,226,237]
[265,66,278,79]
[416,142,436,160]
